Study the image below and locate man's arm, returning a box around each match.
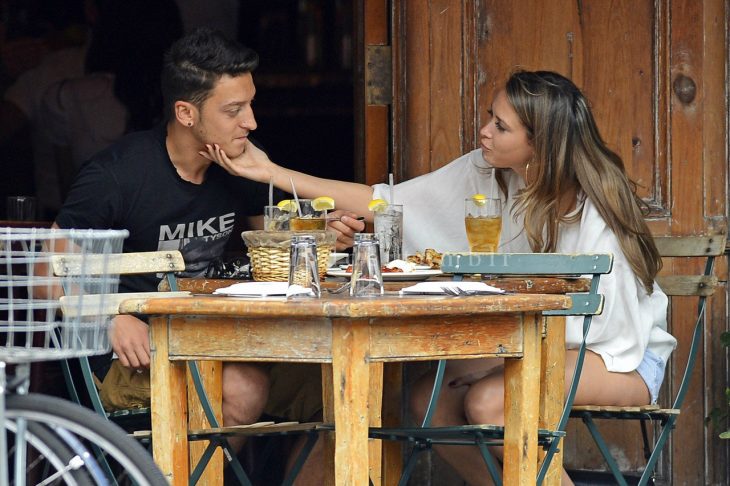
[201,141,376,222]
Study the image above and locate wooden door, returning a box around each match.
[380,0,729,483]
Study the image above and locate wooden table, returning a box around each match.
[120,291,571,485]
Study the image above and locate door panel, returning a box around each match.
[386,0,728,483]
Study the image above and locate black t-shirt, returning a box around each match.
[56,125,269,293]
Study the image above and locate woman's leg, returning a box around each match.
[409,358,504,485]
[454,350,650,486]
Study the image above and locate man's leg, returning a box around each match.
[222,362,270,450]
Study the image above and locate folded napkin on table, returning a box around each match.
[213,281,289,296]
[400,281,504,295]
[285,284,317,297]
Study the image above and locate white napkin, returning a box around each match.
[213,281,289,296]
[400,281,504,295]
[285,284,317,297]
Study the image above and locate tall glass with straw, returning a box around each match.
[374,173,403,263]
[464,169,502,252]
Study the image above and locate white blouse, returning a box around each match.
[372,149,675,371]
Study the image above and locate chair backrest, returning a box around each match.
[652,232,727,410]
[442,252,613,316]
[52,250,186,419]
[441,252,614,482]
[55,251,187,316]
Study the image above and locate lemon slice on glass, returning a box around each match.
[368,198,389,212]
[312,196,335,211]
[471,193,488,207]
[276,199,299,212]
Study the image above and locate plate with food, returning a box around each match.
[327,259,443,281]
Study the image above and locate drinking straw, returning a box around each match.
[388,173,395,204]
[489,168,497,198]
[289,177,301,216]
[268,176,274,207]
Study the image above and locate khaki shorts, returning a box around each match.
[99,361,323,422]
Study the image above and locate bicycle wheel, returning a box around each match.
[5,418,96,485]
[4,393,167,486]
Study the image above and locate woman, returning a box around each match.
[203,70,675,484]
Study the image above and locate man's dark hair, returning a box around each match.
[161,27,259,120]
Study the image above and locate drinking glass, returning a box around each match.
[6,195,38,221]
[349,233,384,297]
[374,204,403,263]
[464,197,502,252]
[290,199,327,231]
[264,205,290,231]
[288,235,321,297]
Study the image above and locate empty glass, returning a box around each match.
[349,233,384,297]
[6,195,37,221]
[374,204,403,263]
[264,205,290,231]
[287,235,321,297]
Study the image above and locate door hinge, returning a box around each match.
[366,45,392,105]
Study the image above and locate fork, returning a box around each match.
[441,286,507,296]
[440,286,461,296]
[326,281,351,294]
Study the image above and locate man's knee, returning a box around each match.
[222,363,270,407]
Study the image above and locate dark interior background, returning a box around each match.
[0,0,355,220]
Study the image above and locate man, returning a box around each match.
[54,27,364,483]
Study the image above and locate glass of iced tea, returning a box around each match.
[290,199,327,231]
[465,196,502,252]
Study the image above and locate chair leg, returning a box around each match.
[281,431,319,486]
[579,414,630,486]
[190,441,236,486]
[637,416,677,486]
[639,418,652,460]
[476,440,503,486]
[397,444,428,486]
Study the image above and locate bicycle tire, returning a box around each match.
[4,393,167,486]
[5,419,96,486]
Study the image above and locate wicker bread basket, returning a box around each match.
[241,230,336,281]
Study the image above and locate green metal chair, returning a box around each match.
[56,250,322,485]
[570,230,727,485]
[369,252,614,486]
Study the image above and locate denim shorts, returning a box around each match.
[635,349,666,404]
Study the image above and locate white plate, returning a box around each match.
[328,252,350,267]
[326,268,443,281]
[337,264,433,271]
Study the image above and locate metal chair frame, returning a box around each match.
[370,252,613,486]
[569,231,727,486]
[56,250,320,485]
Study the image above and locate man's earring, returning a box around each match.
[187,122,193,127]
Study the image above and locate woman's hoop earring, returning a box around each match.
[525,162,531,181]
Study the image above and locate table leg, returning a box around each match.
[149,316,190,484]
[331,318,371,485]
[369,362,383,486]
[540,316,566,485]
[187,360,223,485]
[503,313,541,485]
[321,363,335,486]
[381,363,403,486]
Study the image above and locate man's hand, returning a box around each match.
[327,209,366,250]
[199,141,273,183]
[109,315,151,369]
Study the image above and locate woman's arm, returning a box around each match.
[201,141,376,219]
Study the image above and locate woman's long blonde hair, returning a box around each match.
[502,70,660,293]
